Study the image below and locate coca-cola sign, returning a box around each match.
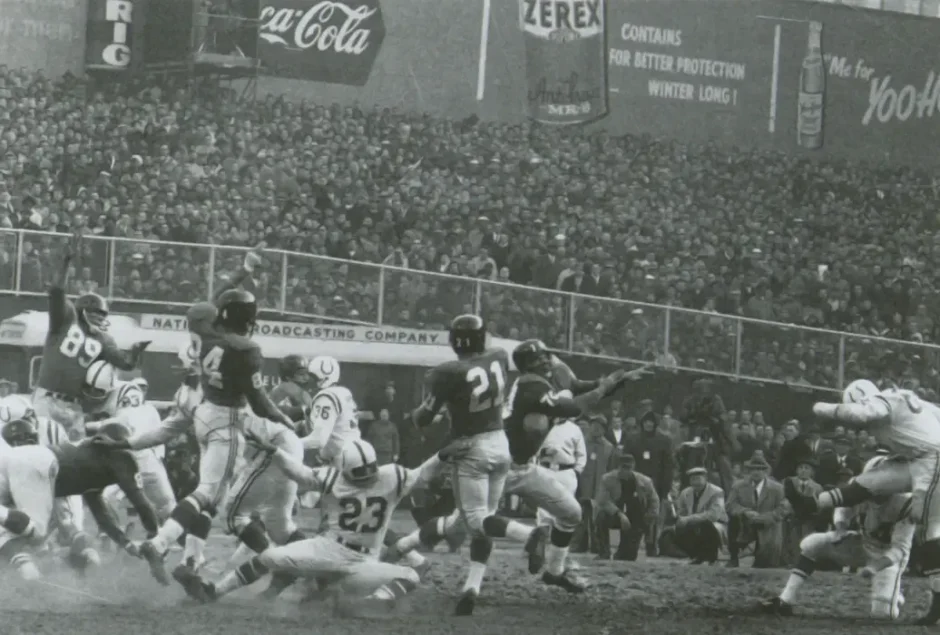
[258,0,385,85]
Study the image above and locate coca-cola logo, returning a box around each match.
[257,0,385,86]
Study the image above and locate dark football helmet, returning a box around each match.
[2,417,38,447]
[186,302,218,335]
[512,339,553,376]
[75,293,109,333]
[449,314,486,355]
[280,354,309,383]
[216,289,258,336]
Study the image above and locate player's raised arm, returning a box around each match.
[123,410,191,450]
[212,242,264,304]
[47,231,79,334]
[98,332,150,372]
[813,397,891,426]
[412,369,448,429]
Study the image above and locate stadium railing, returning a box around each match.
[2,228,938,394]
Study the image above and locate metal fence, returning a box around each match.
[2,228,938,393]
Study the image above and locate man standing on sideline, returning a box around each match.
[572,415,616,553]
[673,466,727,564]
[595,454,659,561]
[629,410,673,556]
[726,453,787,568]
[366,408,400,465]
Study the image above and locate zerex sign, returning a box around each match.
[85,0,133,70]
[258,0,386,85]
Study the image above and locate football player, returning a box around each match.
[395,314,529,616]
[269,354,312,422]
[33,231,150,435]
[302,355,360,466]
[786,379,940,624]
[2,417,161,577]
[176,439,438,614]
[762,454,914,619]
[100,289,293,588]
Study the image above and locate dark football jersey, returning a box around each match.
[504,374,582,464]
[425,348,510,439]
[197,330,264,408]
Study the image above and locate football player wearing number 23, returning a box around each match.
[34,232,150,436]
[404,314,533,616]
[101,289,294,589]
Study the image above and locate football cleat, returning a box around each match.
[758,596,794,616]
[525,525,548,574]
[542,569,587,593]
[140,541,170,586]
[173,564,217,604]
[454,587,478,616]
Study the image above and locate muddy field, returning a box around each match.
[2,514,935,635]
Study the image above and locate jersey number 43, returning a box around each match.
[466,361,506,413]
[337,496,388,533]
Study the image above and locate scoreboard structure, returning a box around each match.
[85,0,261,80]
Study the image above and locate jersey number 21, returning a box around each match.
[467,361,506,413]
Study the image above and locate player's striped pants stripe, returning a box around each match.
[919,452,940,543]
[211,409,243,509]
[225,448,273,534]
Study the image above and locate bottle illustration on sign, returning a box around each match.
[797,21,826,150]
[519,0,609,125]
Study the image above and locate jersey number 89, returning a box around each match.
[59,325,103,368]
[466,361,507,413]
[337,496,388,533]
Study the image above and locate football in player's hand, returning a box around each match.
[132,340,152,354]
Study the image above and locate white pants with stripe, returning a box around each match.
[101,451,176,522]
[191,403,247,511]
[535,466,579,528]
[257,534,418,598]
[220,430,302,544]
[800,531,907,619]
[31,388,84,438]
[855,453,940,541]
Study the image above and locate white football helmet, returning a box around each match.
[308,356,340,389]
[0,395,33,424]
[85,359,117,402]
[340,439,379,484]
[843,379,879,404]
[130,376,149,398]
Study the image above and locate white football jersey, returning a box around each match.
[35,416,69,448]
[538,420,587,471]
[311,463,420,553]
[305,386,360,463]
[0,444,57,506]
[113,403,166,461]
[871,389,940,457]
[834,492,914,562]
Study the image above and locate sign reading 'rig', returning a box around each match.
[85,0,134,70]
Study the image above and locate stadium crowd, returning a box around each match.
[1,66,939,397]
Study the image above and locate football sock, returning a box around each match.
[238,518,270,554]
[819,482,870,511]
[152,497,201,552]
[396,528,424,554]
[182,511,212,565]
[371,576,418,601]
[505,520,534,543]
[403,550,427,568]
[463,562,486,593]
[229,542,255,569]
[780,556,815,603]
[11,552,40,581]
[216,556,269,596]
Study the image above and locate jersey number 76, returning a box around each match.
[466,361,507,413]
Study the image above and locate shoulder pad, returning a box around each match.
[224,333,258,351]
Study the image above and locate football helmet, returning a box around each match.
[130,376,149,397]
[113,380,145,411]
[449,314,486,355]
[308,356,340,389]
[216,289,257,336]
[186,302,217,334]
[84,359,116,403]
[340,439,379,484]
[843,379,879,404]
[75,293,110,334]
[512,339,553,376]
[2,417,38,447]
[280,354,309,383]
[0,395,34,424]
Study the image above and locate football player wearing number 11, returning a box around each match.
[34,230,150,437]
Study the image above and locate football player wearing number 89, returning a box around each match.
[787,379,940,625]
[176,439,439,614]
[33,231,150,437]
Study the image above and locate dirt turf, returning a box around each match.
[1,520,936,635]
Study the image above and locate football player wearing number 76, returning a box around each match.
[33,230,150,437]
[786,379,940,625]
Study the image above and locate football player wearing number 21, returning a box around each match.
[34,230,150,437]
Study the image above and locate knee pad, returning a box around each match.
[481,515,508,538]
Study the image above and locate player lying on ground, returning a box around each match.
[175,439,439,614]
[34,230,149,436]
[762,454,913,620]
[98,288,294,589]
[786,378,940,624]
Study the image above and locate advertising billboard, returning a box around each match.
[0,0,88,75]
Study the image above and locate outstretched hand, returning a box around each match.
[244,241,265,272]
[65,229,83,264]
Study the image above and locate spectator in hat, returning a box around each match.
[726,452,787,568]
[781,455,824,566]
[595,453,660,561]
[627,409,673,556]
[817,435,864,487]
[571,414,616,554]
[671,466,728,564]
[676,439,709,490]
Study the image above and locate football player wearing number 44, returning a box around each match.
[176,439,440,615]
[33,231,150,437]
